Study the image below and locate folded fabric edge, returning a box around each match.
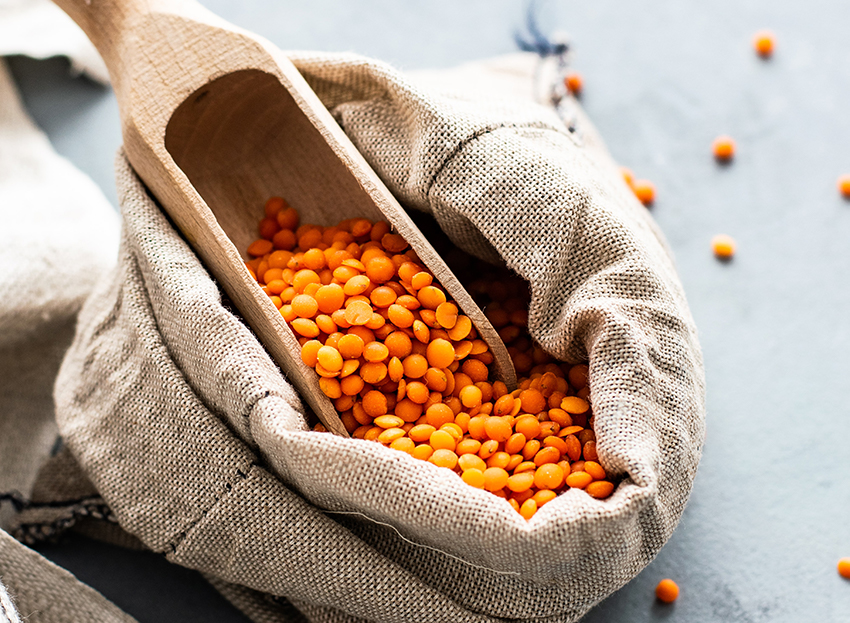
[0,0,108,84]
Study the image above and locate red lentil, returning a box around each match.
[655,579,679,603]
[838,175,850,199]
[712,135,735,162]
[712,234,736,260]
[753,30,775,58]
[564,72,583,96]
[248,201,615,520]
[633,180,656,206]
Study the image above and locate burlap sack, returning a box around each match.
[51,52,705,622]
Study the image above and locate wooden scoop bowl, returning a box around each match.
[53,0,516,436]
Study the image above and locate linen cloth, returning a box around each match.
[0,0,107,81]
[0,0,112,520]
[0,39,124,623]
[0,58,117,509]
[37,50,706,622]
[0,2,120,619]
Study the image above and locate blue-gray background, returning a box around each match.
[8,0,850,621]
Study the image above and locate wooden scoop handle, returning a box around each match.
[52,0,517,438]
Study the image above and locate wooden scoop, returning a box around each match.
[54,0,516,436]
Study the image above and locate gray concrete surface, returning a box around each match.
[8,0,850,621]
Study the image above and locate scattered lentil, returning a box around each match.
[655,579,679,603]
[632,180,656,206]
[838,175,850,200]
[712,135,736,162]
[712,234,736,260]
[564,72,583,96]
[753,30,775,58]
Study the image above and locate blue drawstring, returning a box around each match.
[514,1,581,136]
[514,1,570,58]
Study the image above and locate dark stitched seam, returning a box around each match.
[165,462,261,555]
[13,502,116,546]
[1,492,105,511]
[14,503,115,529]
[242,389,296,452]
[0,492,27,512]
[242,389,271,422]
[424,120,569,199]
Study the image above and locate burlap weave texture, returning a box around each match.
[53,53,705,622]
[0,529,134,622]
